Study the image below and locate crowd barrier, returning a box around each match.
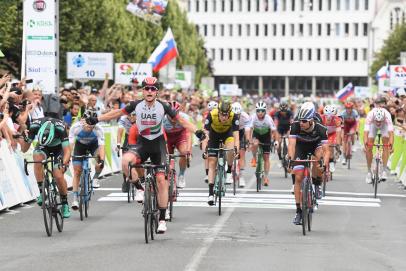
[0,125,122,211]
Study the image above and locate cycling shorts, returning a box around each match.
[327,133,336,144]
[208,130,234,157]
[72,141,99,165]
[33,145,64,167]
[166,129,189,154]
[343,123,357,135]
[292,142,323,172]
[367,124,390,139]
[277,124,290,136]
[253,131,271,154]
[239,129,247,150]
[129,135,167,170]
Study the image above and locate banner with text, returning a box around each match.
[115,63,152,85]
[67,52,113,80]
[126,0,168,24]
[219,84,242,96]
[390,65,406,88]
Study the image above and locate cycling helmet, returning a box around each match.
[218,102,232,114]
[331,104,338,115]
[323,105,334,116]
[280,102,289,111]
[373,108,385,122]
[169,101,181,112]
[83,109,98,119]
[141,77,160,89]
[298,102,315,120]
[344,102,354,109]
[37,121,55,146]
[207,101,218,111]
[231,102,242,114]
[255,101,267,111]
[375,96,386,104]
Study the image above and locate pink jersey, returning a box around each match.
[364,108,393,132]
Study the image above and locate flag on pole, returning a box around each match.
[335,82,354,102]
[375,61,389,81]
[147,28,178,73]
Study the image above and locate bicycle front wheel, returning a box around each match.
[42,179,53,237]
[218,170,223,216]
[168,170,175,222]
[144,184,151,244]
[301,180,309,236]
[374,163,379,199]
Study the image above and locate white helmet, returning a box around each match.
[297,102,315,120]
[323,105,334,116]
[374,108,385,122]
[256,101,267,111]
[331,104,338,115]
[207,101,218,111]
[231,102,242,114]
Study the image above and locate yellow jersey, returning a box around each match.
[204,108,239,134]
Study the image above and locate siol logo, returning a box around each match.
[33,0,46,12]
[72,54,85,68]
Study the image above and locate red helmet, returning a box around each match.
[344,102,354,109]
[141,77,159,89]
[169,101,181,112]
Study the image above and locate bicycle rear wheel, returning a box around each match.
[301,180,308,236]
[127,180,131,203]
[85,173,91,218]
[307,184,313,232]
[168,170,175,222]
[144,183,151,244]
[347,140,352,170]
[232,161,237,195]
[42,179,53,237]
[283,141,288,178]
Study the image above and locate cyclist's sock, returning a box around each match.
[205,169,209,176]
[209,183,214,196]
[329,158,334,163]
[134,181,144,190]
[179,168,186,177]
[278,152,282,160]
[291,174,295,185]
[296,203,301,213]
[61,195,68,205]
[159,208,166,221]
[227,165,232,173]
[37,182,43,193]
[240,168,244,176]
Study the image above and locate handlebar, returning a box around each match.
[23,158,55,176]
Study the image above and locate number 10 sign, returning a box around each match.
[67,52,113,80]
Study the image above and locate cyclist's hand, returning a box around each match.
[115,144,120,152]
[195,129,206,141]
[86,116,98,125]
[234,146,240,159]
[274,141,278,147]
[202,152,208,159]
[61,163,69,173]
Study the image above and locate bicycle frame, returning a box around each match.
[167,153,189,221]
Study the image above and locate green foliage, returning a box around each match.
[0,0,210,84]
[371,24,406,79]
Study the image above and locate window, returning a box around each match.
[230,0,234,11]
[221,0,225,12]
[307,48,312,61]
[344,49,348,61]
[211,48,215,60]
[300,0,304,11]
[255,48,259,61]
[203,24,208,36]
[290,49,294,61]
[188,0,191,12]
[237,49,242,60]
[282,0,286,11]
[325,48,330,61]
[336,0,340,10]
[353,48,358,61]
[365,0,368,10]
[281,49,285,61]
[196,0,200,12]
[290,24,295,36]
[263,48,268,61]
[220,24,225,36]
[326,23,331,36]
[317,48,321,61]
[246,48,250,61]
[335,48,339,61]
[246,24,251,36]
[344,23,349,36]
[272,48,276,60]
[229,24,233,36]
[317,24,322,36]
[220,48,224,61]
[354,23,359,36]
[273,24,277,36]
[299,24,304,36]
[327,0,332,10]
[291,0,295,11]
[355,0,359,10]
[299,48,303,61]
[319,0,322,11]
[264,24,268,36]
[255,24,259,36]
[282,24,286,36]
[273,0,277,11]
[204,0,208,12]
[238,24,242,36]
[212,24,216,36]
[196,25,200,34]
[308,23,313,36]
[213,0,217,12]
[256,0,260,12]
[229,48,233,60]
[390,7,404,30]
[238,0,242,11]
[363,23,368,36]
[362,48,367,61]
[345,0,350,10]
[309,0,313,11]
[247,0,251,11]
[335,23,340,36]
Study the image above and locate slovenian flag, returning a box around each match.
[335,82,354,102]
[147,27,178,73]
[375,62,389,81]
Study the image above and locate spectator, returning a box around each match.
[64,103,81,128]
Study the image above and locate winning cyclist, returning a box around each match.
[321,105,342,172]
[274,101,293,167]
[69,110,105,211]
[202,101,218,183]
[339,102,359,165]
[364,105,394,183]
[163,101,197,188]
[287,102,330,225]
[21,118,72,218]
[250,101,277,186]
[204,101,239,206]
[85,77,205,233]
[231,102,251,187]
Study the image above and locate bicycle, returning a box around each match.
[207,141,234,216]
[329,143,340,180]
[24,157,64,237]
[369,133,388,199]
[280,135,289,178]
[129,162,166,244]
[344,132,355,169]
[167,153,190,222]
[291,155,319,236]
[254,142,271,192]
[72,154,98,221]
[117,146,136,203]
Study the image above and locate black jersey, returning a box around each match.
[290,121,328,145]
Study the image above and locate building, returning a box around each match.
[180,0,406,96]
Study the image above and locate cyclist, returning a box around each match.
[287,102,330,225]
[21,118,72,218]
[274,101,293,167]
[202,101,218,183]
[204,101,240,206]
[116,111,137,192]
[69,110,105,211]
[339,102,359,165]
[85,77,205,233]
[364,106,394,183]
[250,101,277,186]
[321,105,342,172]
[163,101,197,188]
[231,102,251,187]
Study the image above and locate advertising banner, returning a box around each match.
[390,65,406,88]
[23,0,57,94]
[219,84,242,96]
[175,70,192,89]
[67,52,113,80]
[126,0,168,24]
[354,86,371,99]
[115,63,152,85]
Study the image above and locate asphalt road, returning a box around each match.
[1,145,406,271]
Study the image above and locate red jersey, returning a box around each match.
[128,124,139,145]
[321,115,341,135]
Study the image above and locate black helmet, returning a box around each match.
[218,102,232,114]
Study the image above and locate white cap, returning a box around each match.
[397,88,406,97]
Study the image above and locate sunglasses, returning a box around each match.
[300,119,310,123]
[219,112,229,117]
[256,109,266,113]
[144,86,158,92]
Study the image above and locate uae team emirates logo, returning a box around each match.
[33,0,46,12]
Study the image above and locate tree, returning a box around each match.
[371,24,406,79]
